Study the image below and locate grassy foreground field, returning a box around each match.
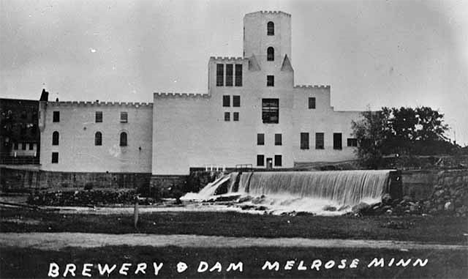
[1,207,467,244]
[1,207,467,278]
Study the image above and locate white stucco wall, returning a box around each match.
[40,101,153,173]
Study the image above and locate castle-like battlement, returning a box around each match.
[246,11,291,17]
[154,92,211,99]
[294,85,331,89]
[209,56,246,62]
[47,101,153,108]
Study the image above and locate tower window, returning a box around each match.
[267,47,274,61]
[233,95,240,107]
[233,112,239,121]
[29,143,34,150]
[235,64,243,86]
[53,111,60,122]
[120,112,128,123]
[223,95,230,107]
[257,155,265,166]
[226,64,233,86]
[262,98,279,124]
[95,111,103,123]
[257,133,265,145]
[308,97,316,109]
[334,133,342,150]
[52,131,59,146]
[52,152,59,164]
[216,64,224,86]
[224,112,230,121]
[95,132,102,146]
[267,21,274,36]
[22,143,26,150]
[274,155,282,167]
[120,132,127,146]
[267,75,274,87]
[275,134,282,146]
[300,133,309,150]
[316,133,324,149]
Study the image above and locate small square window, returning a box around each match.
[316,133,324,149]
[224,112,230,121]
[274,155,282,167]
[300,133,309,150]
[267,75,274,87]
[233,95,241,107]
[223,95,230,107]
[308,97,316,109]
[275,134,282,146]
[257,155,265,166]
[96,111,103,123]
[53,111,60,122]
[257,133,264,145]
[52,152,59,163]
[120,112,128,123]
[347,138,358,147]
[233,112,239,121]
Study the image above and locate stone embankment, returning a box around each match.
[353,169,468,217]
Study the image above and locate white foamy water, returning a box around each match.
[182,170,391,215]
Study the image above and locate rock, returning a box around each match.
[444,201,454,211]
[434,190,445,197]
[323,205,337,212]
[352,202,371,214]
[238,196,252,203]
[381,193,392,205]
[402,195,413,202]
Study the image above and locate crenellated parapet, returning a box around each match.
[294,85,331,89]
[154,92,211,99]
[47,101,153,108]
[209,56,246,63]
[246,11,291,17]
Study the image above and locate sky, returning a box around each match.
[1,0,467,145]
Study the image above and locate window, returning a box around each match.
[226,64,233,86]
[216,64,224,86]
[275,134,282,146]
[347,138,358,147]
[267,75,274,87]
[223,95,230,107]
[267,21,274,36]
[262,98,279,124]
[53,111,60,122]
[316,133,324,149]
[257,155,265,166]
[120,112,128,123]
[224,112,230,121]
[95,132,102,146]
[274,155,282,167]
[95,111,103,123]
[52,131,59,146]
[267,47,274,61]
[22,143,26,150]
[333,133,342,150]
[235,64,243,86]
[233,95,240,107]
[52,152,59,164]
[120,132,127,146]
[257,133,265,145]
[29,143,34,150]
[300,133,309,150]
[14,143,18,150]
[233,112,239,121]
[308,97,316,109]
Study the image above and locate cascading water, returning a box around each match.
[183,170,396,215]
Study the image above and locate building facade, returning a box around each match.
[37,11,361,181]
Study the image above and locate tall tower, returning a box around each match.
[243,11,292,64]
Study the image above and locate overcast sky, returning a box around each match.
[1,0,467,145]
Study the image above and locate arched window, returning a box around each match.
[267,21,274,36]
[52,131,59,145]
[95,132,102,146]
[120,132,127,147]
[267,47,274,61]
